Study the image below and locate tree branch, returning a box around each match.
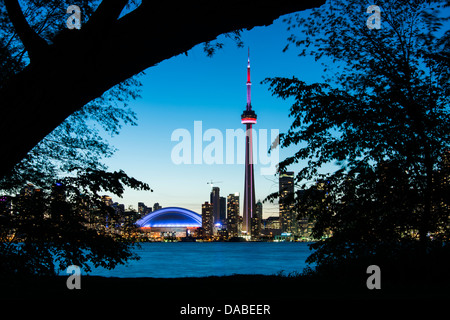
[4,0,48,61]
[0,0,326,181]
[85,0,130,30]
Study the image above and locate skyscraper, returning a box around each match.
[241,49,257,235]
[227,193,240,238]
[210,186,220,226]
[153,202,162,211]
[279,171,296,234]
[252,200,263,239]
[138,202,152,215]
[219,196,226,225]
[138,202,146,214]
[202,201,213,237]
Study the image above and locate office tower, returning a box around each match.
[202,201,213,236]
[153,202,162,211]
[137,202,152,215]
[279,171,296,234]
[219,196,226,225]
[251,200,263,239]
[210,186,220,225]
[227,193,240,238]
[241,49,257,235]
[138,202,146,215]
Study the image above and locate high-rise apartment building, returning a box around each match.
[219,196,226,226]
[251,200,263,239]
[138,202,152,215]
[202,201,213,237]
[210,187,220,225]
[279,171,296,234]
[153,202,162,211]
[227,193,240,238]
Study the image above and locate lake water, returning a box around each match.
[85,242,314,278]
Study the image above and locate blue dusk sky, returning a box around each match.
[101,8,336,218]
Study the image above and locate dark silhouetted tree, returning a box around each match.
[264,0,449,277]
[0,1,152,275]
[0,0,326,179]
[0,169,150,276]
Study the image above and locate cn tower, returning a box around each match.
[241,49,257,236]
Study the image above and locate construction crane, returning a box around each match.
[207,180,223,188]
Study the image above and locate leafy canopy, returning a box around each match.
[0,0,151,276]
[264,0,449,275]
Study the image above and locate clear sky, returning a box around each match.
[101,9,331,218]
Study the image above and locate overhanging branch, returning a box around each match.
[85,0,130,30]
[0,0,327,181]
[4,0,48,61]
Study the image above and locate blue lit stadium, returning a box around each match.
[136,207,202,239]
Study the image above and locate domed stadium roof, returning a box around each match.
[135,207,202,228]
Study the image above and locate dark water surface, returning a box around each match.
[85,242,313,278]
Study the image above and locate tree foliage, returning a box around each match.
[0,0,145,192]
[0,168,150,276]
[0,0,325,180]
[264,0,449,276]
[0,0,152,276]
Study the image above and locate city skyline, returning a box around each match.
[2,0,449,303]
[98,10,337,218]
